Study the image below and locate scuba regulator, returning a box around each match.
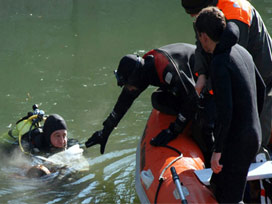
[0,104,46,154]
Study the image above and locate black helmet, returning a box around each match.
[114,54,142,87]
[181,0,214,14]
[43,114,67,147]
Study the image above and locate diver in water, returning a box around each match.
[25,114,68,154]
[0,105,88,179]
[0,105,77,155]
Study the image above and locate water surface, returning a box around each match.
[0,0,271,203]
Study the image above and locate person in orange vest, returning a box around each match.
[85,43,211,155]
[181,0,272,151]
[194,7,263,202]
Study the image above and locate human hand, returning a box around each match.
[211,152,223,174]
[85,129,110,154]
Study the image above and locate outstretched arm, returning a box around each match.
[85,87,143,154]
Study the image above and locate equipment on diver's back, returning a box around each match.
[0,104,46,153]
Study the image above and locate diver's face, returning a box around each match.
[50,129,67,148]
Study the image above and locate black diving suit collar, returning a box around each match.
[213,22,240,55]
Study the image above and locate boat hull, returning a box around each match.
[136,109,217,203]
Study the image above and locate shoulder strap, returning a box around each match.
[158,48,196,96]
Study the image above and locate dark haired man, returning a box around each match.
[194,7,264,202]
[181,0,272,150]
[85,43,204,154]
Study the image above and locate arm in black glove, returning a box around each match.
[85,87,142,153]
[150,113,187,146]
[85,111,118,154]
[85,127,113,154]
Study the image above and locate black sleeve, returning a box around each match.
[194,42,212,76]
[211,58,233,153]
[255,66,266,114]
[113,88,142,120]
[103,86,146,129]
[103,63,150,129]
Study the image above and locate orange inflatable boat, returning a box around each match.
[136,109,217,203]
[135,109,272,203]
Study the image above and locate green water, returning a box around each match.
[0,0,271,203]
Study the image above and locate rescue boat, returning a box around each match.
[135,109,217,203]
[135,109,272,203]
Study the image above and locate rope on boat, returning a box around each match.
[154,145,183,204]
[154,179,164,204]
[159,153,183,181]
[163,144,182,155]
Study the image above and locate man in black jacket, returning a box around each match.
[85,43,205,154]
[181,0,272,150]
[195,7,263,202]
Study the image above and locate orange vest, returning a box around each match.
[217,0,252,26]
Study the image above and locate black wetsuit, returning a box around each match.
[107,43,198,127]
[22,129,77,154]
[194,0,272,147]
[21,129,61,154]
[209,22,263,203]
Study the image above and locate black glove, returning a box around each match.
[150,113,187,146]
[85,127,111,154]
[85,111,119,154]
[150,123,178,146]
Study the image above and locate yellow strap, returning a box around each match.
[18,115,39,155]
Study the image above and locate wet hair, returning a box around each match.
[194,6,226,42]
